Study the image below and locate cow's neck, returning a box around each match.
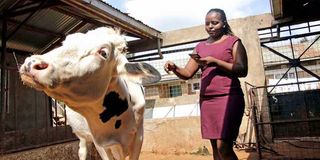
[70,76,133,140]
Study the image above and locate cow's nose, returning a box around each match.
[33,63,48,70]
[24,59,49,73]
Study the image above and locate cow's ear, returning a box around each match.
[124,62,161,84]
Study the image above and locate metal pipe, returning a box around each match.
[128,46,195,61]
[157,38,163,59]
[249,88,262,159]
[256,118,320,125]
[0,12,7,154]
[260,30,320,43]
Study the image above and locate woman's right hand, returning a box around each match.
[164,61,177,74]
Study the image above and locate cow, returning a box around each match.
[19,27,161,160]
[53,100,109,160]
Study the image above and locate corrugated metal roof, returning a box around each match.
[0,0,162,55]
[97,0,158,34]
[270,0,320,26]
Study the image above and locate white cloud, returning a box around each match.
[124,0,268,31]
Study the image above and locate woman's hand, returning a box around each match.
[197,56,218,66]
[164,61,177,74]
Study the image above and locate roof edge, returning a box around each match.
[61,0,162,39]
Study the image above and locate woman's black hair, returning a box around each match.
[206,8,233,35]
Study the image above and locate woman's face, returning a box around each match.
[205,12,225,38]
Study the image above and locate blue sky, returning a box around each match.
[103,0,271,32]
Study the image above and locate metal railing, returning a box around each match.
[247,81,320,159]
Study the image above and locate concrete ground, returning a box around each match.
[139,149,259,160]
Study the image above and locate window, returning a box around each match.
[275,73,287,79]
[169,85,182,97]
[145,86,159,97]
[274,72,295,79]
[192,73,201,79]
[288,72,295,79]
[192,83,200,92]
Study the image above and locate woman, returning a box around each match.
[164,8,248,160]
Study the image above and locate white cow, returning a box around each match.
[19,27,161,160]
[54,101,109,160]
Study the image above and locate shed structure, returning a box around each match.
[0,0,162,153]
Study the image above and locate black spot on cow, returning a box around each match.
[99,92,128,123]
[115,120,121,129]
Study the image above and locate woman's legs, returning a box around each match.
[210,139,221,160]
[210,139,238,160]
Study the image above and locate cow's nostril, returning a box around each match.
[34,63,48,70]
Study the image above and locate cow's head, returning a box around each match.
[19,27,160,107]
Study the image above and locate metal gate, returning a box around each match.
[0,53,76,154]
[251,20,320,159]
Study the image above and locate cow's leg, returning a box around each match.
[94,145,114,160]
[128,121,143,160]
[130,100,144,160]
[126,83,145,160]
[132,103,145,126]
[124,81,145,126]
[91,141,114,160]
[129,87,145,125]
[106,149,115,160]
[110,144,125,160]
[77,136,88,160]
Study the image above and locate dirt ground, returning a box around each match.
[139,149,259,160]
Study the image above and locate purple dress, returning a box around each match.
[195,36,245,140]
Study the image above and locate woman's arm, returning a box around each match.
[197,40,248,77]
[232,40,248,77]
[164,50,200,80]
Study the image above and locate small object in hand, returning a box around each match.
[164,62,176,74]
[189,54,201,60]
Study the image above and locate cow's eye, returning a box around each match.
[98,50,108,58]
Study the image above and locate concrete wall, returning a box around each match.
[143,117,210,154]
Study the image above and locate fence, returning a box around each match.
[0,64,76,154]
[248,81,320,159]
